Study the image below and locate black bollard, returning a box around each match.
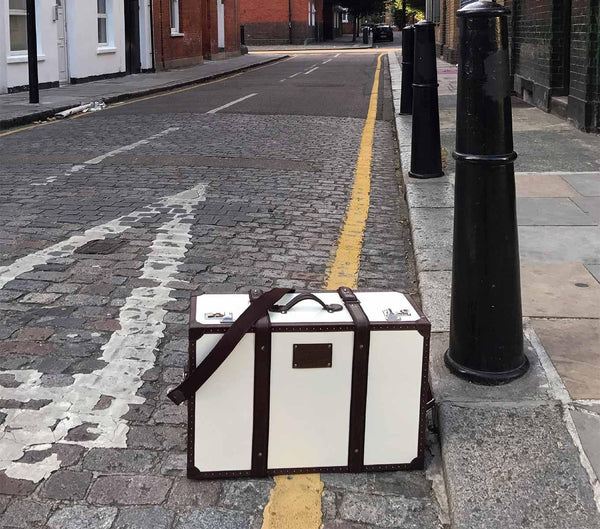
[409,21,443,179]
[399,25,414,115]
[445,0,529,384]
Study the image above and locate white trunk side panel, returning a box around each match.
[194,334,254,472]
[268,332,354,469]
[364,330,424,465]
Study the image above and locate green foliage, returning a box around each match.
[340,0,390,17]
[393,0,425,19]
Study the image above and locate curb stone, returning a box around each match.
[0,56,288,131]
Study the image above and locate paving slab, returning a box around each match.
[515,173,579,198]
[585,264,600,281]
[440,402,600,529]
[520,262,600,319]
[517,197,596,225]
[570,404,600,479]
[518,226,600,263]
[572,196,600,223]
[531,318,600,400]
[563,173,600,196]
[429,332,552,404]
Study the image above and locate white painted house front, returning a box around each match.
[0,0,153,94]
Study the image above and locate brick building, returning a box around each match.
[239,0,324,45]
[153,0,241,70]
[432,0,599,132]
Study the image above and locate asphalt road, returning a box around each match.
[0,45,439,529]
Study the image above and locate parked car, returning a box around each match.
[373,24,394,42]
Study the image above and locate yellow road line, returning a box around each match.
[0,56,294,139]
[324,52,383,291]
[261,52,384,529]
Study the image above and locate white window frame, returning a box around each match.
[8,0,28,54]
[342,10,349,24]
[6,0,44,62]
[97,0,116,53]
[171,0,182,36]
[97,0,108,46]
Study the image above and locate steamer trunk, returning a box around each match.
[184,290,430,479]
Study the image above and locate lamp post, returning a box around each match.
[26,0,39,104]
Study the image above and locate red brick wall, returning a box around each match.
[154,0,240,67]
[153,0,204,70]
[240,0,325,43]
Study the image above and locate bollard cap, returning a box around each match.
[415,20,435,26]
[457,0,509,17]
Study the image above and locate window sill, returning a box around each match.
[97,46,117,54]
[170,31,184,37]
[7,54,45,64]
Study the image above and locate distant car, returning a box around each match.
[373,24,393,42]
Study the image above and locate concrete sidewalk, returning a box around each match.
[388,51,600,527]
[0,54,285,131]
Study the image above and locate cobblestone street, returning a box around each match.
[0,51,445,528]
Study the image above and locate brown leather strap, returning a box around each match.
[168,287,293,405]
[250,288,271,477]
[338,286,371,473]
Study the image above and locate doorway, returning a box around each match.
[56,0,69,84]
[124,0,141,74]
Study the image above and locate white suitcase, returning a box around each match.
[168,287,431,479]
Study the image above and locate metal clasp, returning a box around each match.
[383,308,411,321]
[205,312,234,322]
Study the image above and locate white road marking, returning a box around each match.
[206,93,257,114]
[0,183,207,482]
[304,67,319,75]
[280,79,286,82]
[334,53,340,58]
[288,72,302,79]
[322,59,332,64]
[0,184,201,290]
[31,127,180,186]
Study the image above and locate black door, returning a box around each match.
[125,0,141,74]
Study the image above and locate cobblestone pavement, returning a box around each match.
[0,54,445,528]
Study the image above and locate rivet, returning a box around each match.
[354,448,359,453]
[258,452,263,457]
[261,346,265,351]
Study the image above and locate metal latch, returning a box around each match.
[383,308,412,321]
[204,312,234,322]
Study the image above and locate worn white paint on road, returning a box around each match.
[288,72,302,79]
[0,183,206,482]
[0,183,198,289]
[206,93,258,114]
[31,127,180,186]
[304,67,319,75]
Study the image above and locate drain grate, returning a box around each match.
[75,239,127,255]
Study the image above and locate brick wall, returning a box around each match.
[567,0,599,130]
[153,0,204,70]
[435,0,460,64]
[153,0,241,69]
[240,0,325,44]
